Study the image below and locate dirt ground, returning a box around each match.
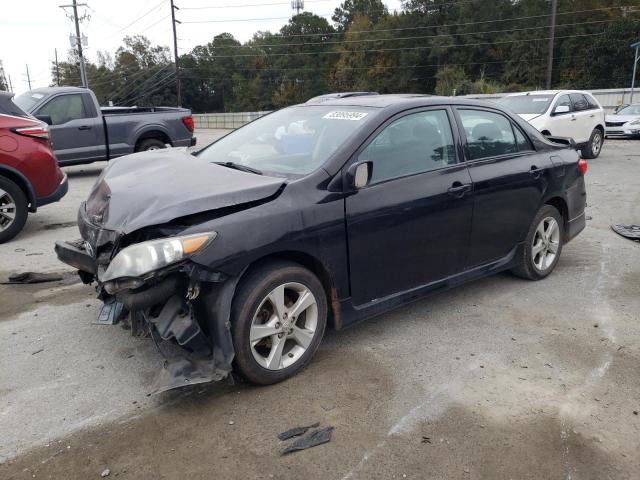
[1,135,639,479]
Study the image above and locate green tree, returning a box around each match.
[332,0,388,31]
[434,65,468,95]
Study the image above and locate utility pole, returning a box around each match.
[25,64,32,90]
[545,0,558,90]
[630,41,640,104]
[60,1,89,88]
[55,48,61,86]
[170,0,181,107]
[8,74,13,92]
[291,0,304,15]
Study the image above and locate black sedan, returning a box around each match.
[55,93,587,391]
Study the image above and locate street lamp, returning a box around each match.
[630,41,640,104]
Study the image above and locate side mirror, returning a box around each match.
[35,115,53,125]
[347,161,372,189]
[553,105,570,115]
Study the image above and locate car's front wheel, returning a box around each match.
[512,204,564,280]
[231,261,327,385]
[581,128,603,159]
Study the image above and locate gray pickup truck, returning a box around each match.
[14,86,196,166]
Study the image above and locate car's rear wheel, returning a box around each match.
[581,128,603,159]
[512,204,564,280]
[231,261,327,385]
[136,138,166,151]
[0,177,28,244]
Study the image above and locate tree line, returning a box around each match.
[51,0,639,112]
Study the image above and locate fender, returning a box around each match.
[130,123,173,147]
[0,164,38,212]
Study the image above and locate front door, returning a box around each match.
[345,108,473,306]
[34,93,102,163]
[454,107,551,267]
[546,93,576,139]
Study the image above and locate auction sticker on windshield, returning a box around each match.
[323,111,369,121]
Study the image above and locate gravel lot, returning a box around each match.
[1,133,639,479]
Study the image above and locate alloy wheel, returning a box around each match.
[249,282,318,371]
[532,216,560,271]
[0,188,17,232]
[592,131,602,156]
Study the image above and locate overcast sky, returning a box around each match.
[0,0,403,94]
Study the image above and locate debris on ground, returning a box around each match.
[421,436,431,444]
[611,224,640,241]
[101,468,110,477]
[2,272,63,284]
[31,348,44,355]
[277,422,320,441]
[281,426,333,455]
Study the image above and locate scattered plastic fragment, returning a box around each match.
[611,224,640,241]
[277,422,319,441]
[3,272,63,284]
[281,426,333,455]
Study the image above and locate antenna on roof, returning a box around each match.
[291,0,304,15]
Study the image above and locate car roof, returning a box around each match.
[26,86,86,95]
[504,90,594,96]
[299,93,501,110]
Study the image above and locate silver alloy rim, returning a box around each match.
[0,188,16,232]
[532,216,560,271]
[592,131,602,155]
[249,282,318,371]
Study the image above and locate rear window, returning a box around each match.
[0,94,32,118]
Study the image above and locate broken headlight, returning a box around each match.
[100,232,216,282]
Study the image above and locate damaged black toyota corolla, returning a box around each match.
[56,94,587,392]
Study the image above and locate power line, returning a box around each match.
[115,0,167,33]
[181,31,607,59]
[206,19,615,50]
[181,0,331,9]
[122,71,177,105]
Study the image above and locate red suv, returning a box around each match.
[0,91,68,243]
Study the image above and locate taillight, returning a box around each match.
[182,115,194,133]
[13,125,50,140]
[578,158,588,175]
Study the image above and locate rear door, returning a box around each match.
[345,107,473,306]
[34,93,104,163]
[455,107,551,267]
[569,93,592,143]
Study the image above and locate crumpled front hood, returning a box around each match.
[85,148,285,233]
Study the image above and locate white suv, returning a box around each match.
[499,90,605,159]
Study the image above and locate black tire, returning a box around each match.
[135,138,166,152]
[581,128,603,159]
[231,261,327,385]
[0,177,28,244]
[511,204,564,280]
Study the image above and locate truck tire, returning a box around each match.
[135,138,166,152]
[0,177,29,244]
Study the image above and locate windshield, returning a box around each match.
[615,105,640,115]
[499,95,554,115]
[197,105,376,177]
[14,91,46,113]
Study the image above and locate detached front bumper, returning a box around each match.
[54,239,96,276]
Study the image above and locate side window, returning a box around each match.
[36,94,87,125]
[458,109,517,160]
[555,94,572,113]
[570,93,589,112]
[359,110,456,183]
[513,124,533,151]
[585,94,599,110]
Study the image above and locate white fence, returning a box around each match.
[192,88,636,129]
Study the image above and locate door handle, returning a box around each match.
[447,182,472,197]
[590,114,595,118]
[529,166,544,178]
[78,125,92,130]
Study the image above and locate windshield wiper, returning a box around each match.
[213,161,263,175]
